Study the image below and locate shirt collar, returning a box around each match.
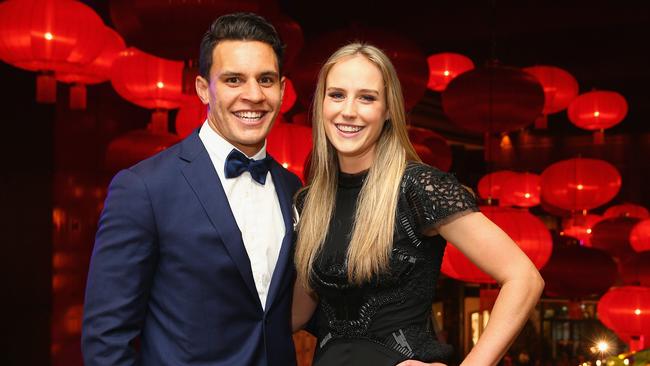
[198,120,267,162]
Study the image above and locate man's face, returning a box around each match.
[196,40,284,156]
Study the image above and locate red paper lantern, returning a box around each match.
[568,91,628,131]
[597,286,650,350]
[56,26,126,85]
[175,97,207,139]
[56,26,126,109]
[441,206,553,284]
[0,0,107,103]
[477,170,517,201]
[630,219,650,253]
[619,252,650,287]
[111,48,184,112]
[589,217,639,259]
[540,158,621,211]
[267,120,312,179]
[108,0,259,60]
[407,126,452,172]
[292,28,428,111]
[561,213,603,245]
[604,204,649,220]
[426,52,474,92]
[500,173,541,208]
[442,62,545,133]
[106,115,181,172]
[522,66,578,115]
[281,78,298,114]
[540,244,616,298]
[267,13,304,74]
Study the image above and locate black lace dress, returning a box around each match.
[300,163,479,366]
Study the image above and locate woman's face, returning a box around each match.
[322,55,388,173]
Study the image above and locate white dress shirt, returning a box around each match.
[199,121,285,310]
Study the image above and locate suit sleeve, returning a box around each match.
[82,169,158,366]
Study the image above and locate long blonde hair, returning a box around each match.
[295,43,421,287]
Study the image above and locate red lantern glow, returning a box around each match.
[407,126,452,172]
[561,213,603,245]
[540,244,616,298]
[604,204,649,220]
[630,219,650,253]
[597,286,650,350]
[441,206,552,284]
[267,120,312,179]
[540,158,621,211]
[0,0,107,102]
[477,170,518,202]
[568,91,628,131]
[426,52,474,92]
[442,62,545,133]
[499,173,541,208]
[522,66,578,115]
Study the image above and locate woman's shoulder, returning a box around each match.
[402,161,452,189]
[400,161,479,229]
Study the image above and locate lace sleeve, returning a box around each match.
[403,164,479,232]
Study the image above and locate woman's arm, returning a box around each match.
[434,211,544,366]
[291,277,318,332]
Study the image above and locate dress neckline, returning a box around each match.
[338,170,368,188]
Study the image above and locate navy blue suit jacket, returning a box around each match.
[82,130,302,366]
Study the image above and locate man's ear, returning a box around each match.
[280,76,286,103]
[195,76,210,105]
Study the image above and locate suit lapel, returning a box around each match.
[265,160,296,312]
[178,133,260,307]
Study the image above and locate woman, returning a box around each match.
[291,43,544,366]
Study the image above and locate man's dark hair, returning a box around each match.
[199,12,285,79]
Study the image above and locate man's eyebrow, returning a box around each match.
[219,71,280,78]
[259,71,280,78]
[219,71,244,78]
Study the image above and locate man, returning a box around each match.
[82,13,302,365]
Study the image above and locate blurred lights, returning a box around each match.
[596,340,609,352]
[44,32,53,40]
[156,81,164,88]
[634,308,641,315]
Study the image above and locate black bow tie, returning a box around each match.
[224,149,272,185]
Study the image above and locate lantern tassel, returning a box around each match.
[36,72,57,104]
[70,83,87,110]
[593,129,605,144]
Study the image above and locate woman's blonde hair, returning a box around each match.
[295,42,421,287]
